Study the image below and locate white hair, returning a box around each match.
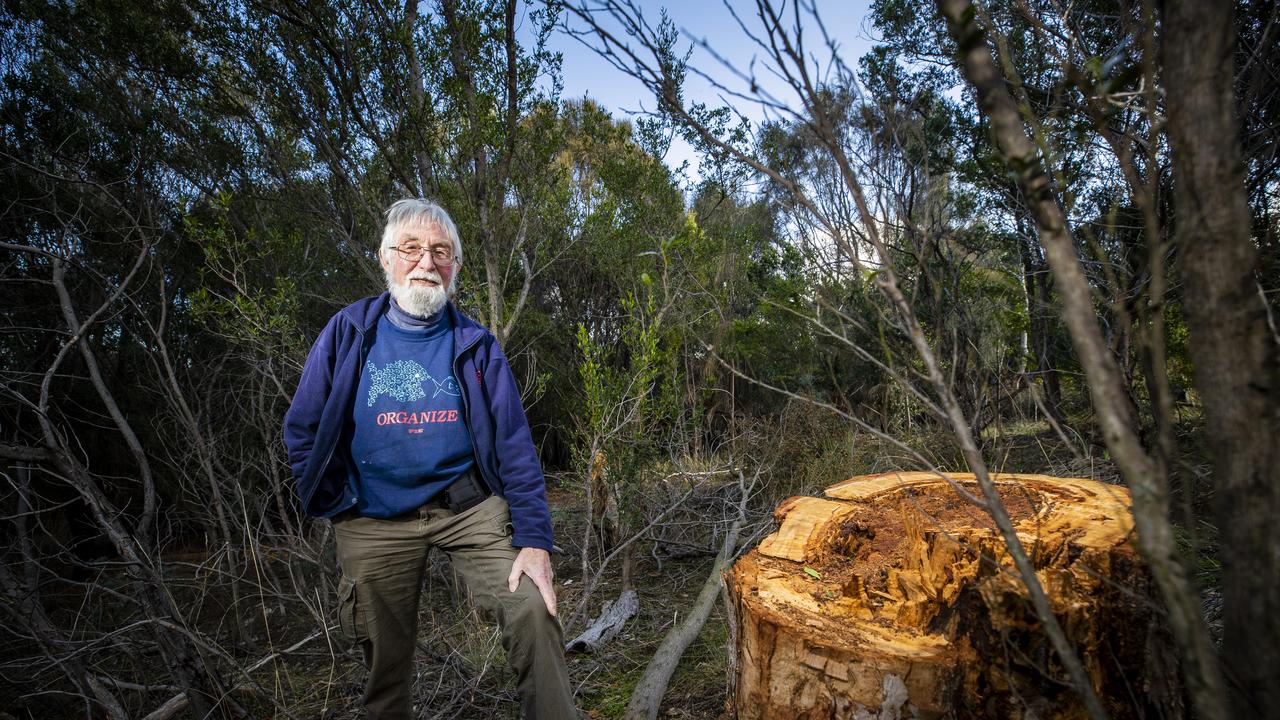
[379,198,463,265]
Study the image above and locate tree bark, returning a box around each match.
[565,588,638,654]
[1019,231,1065,428]
[1162,2,1280,715]
[727,472,1181,719]
[50,251,159,540]
[403,0,433,195]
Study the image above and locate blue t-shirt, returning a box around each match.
[348,312,475,517]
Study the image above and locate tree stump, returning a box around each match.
[726,472,1181,719]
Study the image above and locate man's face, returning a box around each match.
[381,222,458,317]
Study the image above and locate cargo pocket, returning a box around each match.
[337,576,360,642]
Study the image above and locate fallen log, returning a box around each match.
[565,589,638,654]
[726,471,1181,719]
[626,468,761,719]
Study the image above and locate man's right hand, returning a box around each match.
[508,546,557,616]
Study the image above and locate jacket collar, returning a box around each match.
[446,300,487,352]
[340,292,487,349]
[341,292,391,333]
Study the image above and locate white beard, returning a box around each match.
[387,270,449,318]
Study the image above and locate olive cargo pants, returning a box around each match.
[333,495,575,719]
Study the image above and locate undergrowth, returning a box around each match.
[4,414,1221,719]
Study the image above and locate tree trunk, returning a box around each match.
[726,472,1181,719]
[1019,233,1065,428]
[934,2,1225,715]
[1162,3,1280,717]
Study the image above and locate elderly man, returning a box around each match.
[284,198,575,719]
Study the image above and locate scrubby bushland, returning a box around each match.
[3,0,1276,717]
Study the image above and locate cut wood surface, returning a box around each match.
[727,472,1181,719]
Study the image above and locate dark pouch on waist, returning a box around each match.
[443,470,490,514]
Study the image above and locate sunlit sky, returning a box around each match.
[528,1,877,184]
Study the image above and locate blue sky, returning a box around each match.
[536,1,877,182]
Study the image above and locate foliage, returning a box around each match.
[3,0,1275,716]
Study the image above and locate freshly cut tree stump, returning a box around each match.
[726,472,1181,719]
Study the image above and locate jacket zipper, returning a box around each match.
[453,329,491,493]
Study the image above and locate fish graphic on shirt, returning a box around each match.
[365,360,462,406]
[432,375,461,397]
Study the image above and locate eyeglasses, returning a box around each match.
[390,243,456,265]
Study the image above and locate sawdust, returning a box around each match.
[808,483,1039,599]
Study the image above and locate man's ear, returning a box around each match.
[378,248,392,273]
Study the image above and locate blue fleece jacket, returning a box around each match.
[283,294,553,550]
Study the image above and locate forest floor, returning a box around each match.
[9,415,1217,719]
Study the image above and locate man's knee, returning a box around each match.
[501,582,561,645]
[508,582,551,620]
